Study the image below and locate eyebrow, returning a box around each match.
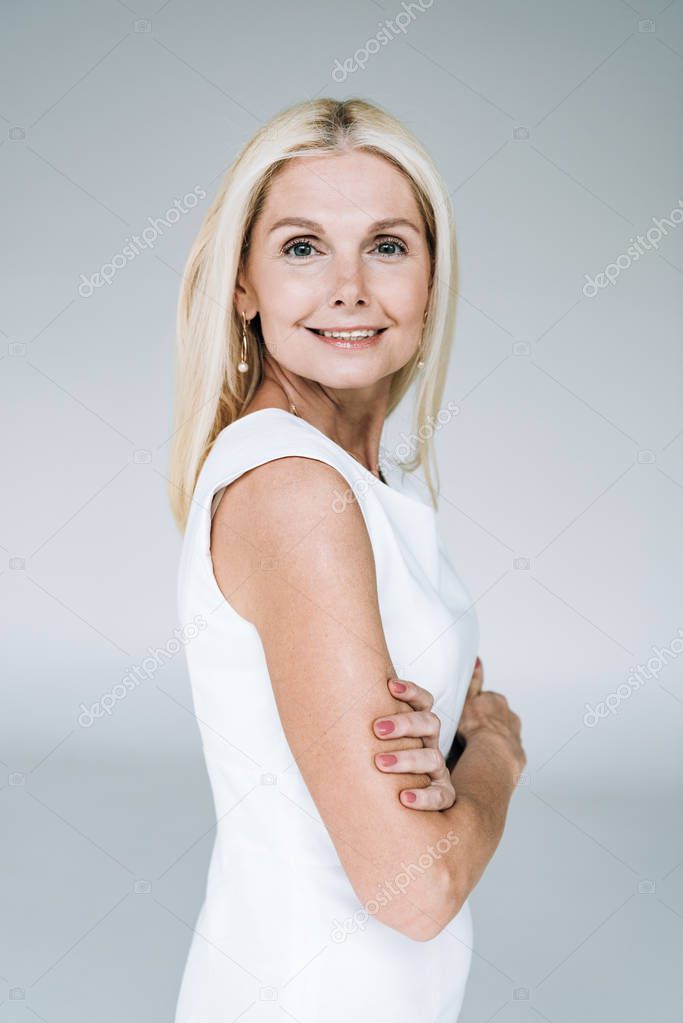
[267,217,421,235]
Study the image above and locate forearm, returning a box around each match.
[440,731,520,911]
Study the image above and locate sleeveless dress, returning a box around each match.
[174,407,480,1023]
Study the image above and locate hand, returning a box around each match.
[372,677,456,811]
[456,656,526,779]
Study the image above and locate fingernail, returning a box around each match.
[377,754,397,766]
[390,680,406,692]
[403,791,417,803]
[376,720,395,735]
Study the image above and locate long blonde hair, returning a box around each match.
[168,97,459,532]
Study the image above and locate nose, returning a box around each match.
[328,260,369,308]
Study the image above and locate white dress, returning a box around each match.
[174,407,480,1023]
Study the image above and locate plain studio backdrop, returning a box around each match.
[1,1,682,1020]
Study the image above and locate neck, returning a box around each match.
[257,357,389,478]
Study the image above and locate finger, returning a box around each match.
[373,709,440,741]
[375,745,446,776]
[387,677,434,712]
[400,782,456,811]
[467,657,484,699]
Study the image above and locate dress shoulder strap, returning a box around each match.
[197,408,374,506]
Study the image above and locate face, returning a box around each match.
[235,149,432,400]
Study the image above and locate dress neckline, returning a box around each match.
[231,407,437,518]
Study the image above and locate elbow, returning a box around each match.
[378,862,465,943]
[414,866,467,941]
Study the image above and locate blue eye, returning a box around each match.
[281,236,408,259]
[376,237,407,257]
[282,238,318,258]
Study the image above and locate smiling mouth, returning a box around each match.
[306,327,388,340]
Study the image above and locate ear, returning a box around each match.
[234,275,256,320]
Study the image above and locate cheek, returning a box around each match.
[263,266,330,311]
[374,265,429,310]
[389,331,422,365]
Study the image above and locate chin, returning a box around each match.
[303,361,389,390]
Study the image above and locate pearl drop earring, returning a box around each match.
[417,310,427,369]
[238,312,249,374]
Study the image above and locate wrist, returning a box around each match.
[457,728,523,788]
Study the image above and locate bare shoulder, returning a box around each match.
[210,454,374,625]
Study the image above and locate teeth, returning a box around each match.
[318,329,379,339]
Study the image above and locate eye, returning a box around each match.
[280,234,409,260]
[281,237,320,258]
[375,236,408,257]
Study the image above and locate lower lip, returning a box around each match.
[306,328,385,349]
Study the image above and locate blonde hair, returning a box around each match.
[168,97,459,532]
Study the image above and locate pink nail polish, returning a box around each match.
[378,754,397,766]
[403,791,417,803]
[376,720,395,735]
[391,680,406,692]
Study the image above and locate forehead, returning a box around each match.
[259,150,421,228]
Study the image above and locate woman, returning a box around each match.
[169,98,526,1023]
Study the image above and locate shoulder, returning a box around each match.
[206,409,372,541]
[212,450,370,564]
[209,441,377,627]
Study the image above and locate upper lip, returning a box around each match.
[306,325,388,332]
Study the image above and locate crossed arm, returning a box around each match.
[210,455,519,941]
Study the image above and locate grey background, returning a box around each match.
[1,0,682,1020]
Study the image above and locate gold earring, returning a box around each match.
[238,312,249,373]
[417,312,427,369]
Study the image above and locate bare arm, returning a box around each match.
[438,733,522,926]
[211,455,521,941]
